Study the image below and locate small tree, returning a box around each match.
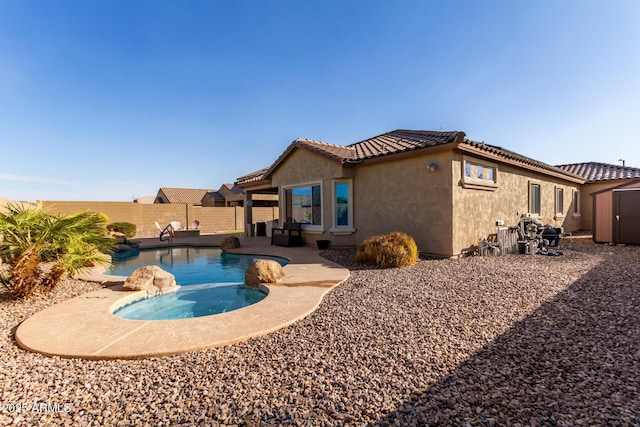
[0,204,115,298]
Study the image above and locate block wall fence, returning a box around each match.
[39,201,279,237]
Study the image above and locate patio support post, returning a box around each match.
[245,191,254,237]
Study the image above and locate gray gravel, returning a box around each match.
[1,238,639,426]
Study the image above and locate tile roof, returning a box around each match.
[291,130,464,164]
[349,129,464,161]
[221,183,244,195]
[204,191,225,201]
[235,168,270,185]
[236,129,585,185]
[556,162,640,183]
[158,187,212,204]
[292,138,357,162]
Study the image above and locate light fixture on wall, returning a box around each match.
[427,162,438,172]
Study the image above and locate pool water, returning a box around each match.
[114,283,268,320]
[109,247,288,320]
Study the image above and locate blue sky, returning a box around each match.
[1,1,639,202]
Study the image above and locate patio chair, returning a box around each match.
[271,222,303,247]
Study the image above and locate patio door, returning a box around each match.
[613,190,640,244]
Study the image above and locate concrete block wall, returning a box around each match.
[40,202,279,237]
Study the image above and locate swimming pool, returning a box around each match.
[109,247,288,320]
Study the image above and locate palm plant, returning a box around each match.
[0,204,115,298]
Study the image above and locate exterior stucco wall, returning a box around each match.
[270,148,356,246]
[271,149,349,188]
[269,148,454,254]
[451,153,582,256]
[353,151,454,257]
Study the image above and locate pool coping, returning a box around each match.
[14,236,350,360]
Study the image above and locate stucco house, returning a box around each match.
[202,184,245,207]
[237,129,587,257]
[155,187,211,205]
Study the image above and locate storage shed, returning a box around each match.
[593,178,640,244]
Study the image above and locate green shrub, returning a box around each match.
[108,222,137,238]
[356,231,419,268]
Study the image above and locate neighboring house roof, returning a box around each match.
[133,196,155,204]
[556,162,640,183]
[157,187,212,204]
[237,129,584,185]
[202,184,245,204]
[203,191,225,202]
[218,183,244,201]
[220,183,244,195]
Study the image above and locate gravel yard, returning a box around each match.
[1,238,639,426]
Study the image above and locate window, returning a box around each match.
[486,167,495,182]
[572,189,581,217]
[335,183,349,226]
[284,183,322,228]
[529,183,541,215]
[555,187,564,215]
[331,179,354,233]
[462,156,498,190]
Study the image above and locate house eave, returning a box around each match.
[457,144,586,185]
[236,179,274,191]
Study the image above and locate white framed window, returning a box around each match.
[555,187,564,216]
[462,156,498,190]
[572,189,581,217]
[330,179,355,234]
[283,181,323,232]
[529,182,541,216]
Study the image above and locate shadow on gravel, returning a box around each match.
[377,251,640,426]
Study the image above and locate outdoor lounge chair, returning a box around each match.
[271,222,303,247]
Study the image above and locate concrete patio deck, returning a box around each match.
[14,235,350,360]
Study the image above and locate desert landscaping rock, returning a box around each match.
[244,259,285,287]
[121,265,178,295]
[1,238,639,425]
[220,236,241,252]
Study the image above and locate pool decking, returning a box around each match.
[14,235,350,359]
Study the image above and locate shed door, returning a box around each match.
[613,190,640,244]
